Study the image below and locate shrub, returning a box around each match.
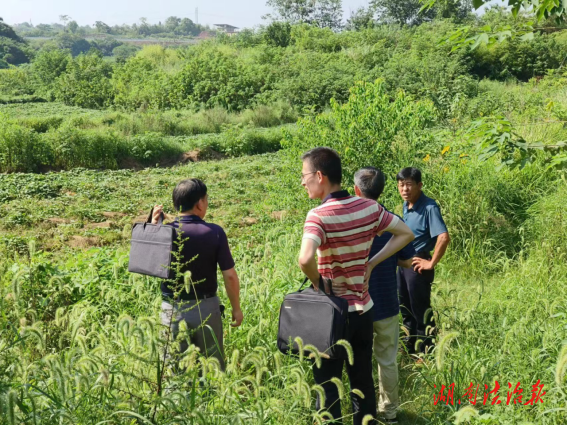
[111,56,172,110]
[112,44,140,60]
[282,79,438,178]
[264,22,292,47]
[42,125,120,169]
[31,49,72,100]
[53,53,114,109]
[267,50,359,110]
[470,34,563,81]
[171,48,269,111]
[378,50,478,117]
[0,119,51,172]
[0,67,34,96]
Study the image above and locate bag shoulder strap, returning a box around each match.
[297,276,335,296]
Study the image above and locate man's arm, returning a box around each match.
[412,232,450,273]
[221,268,243,327]
[364,220,414,289]
[298,238,320,289]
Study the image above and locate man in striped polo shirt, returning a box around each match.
[298,147,415,424]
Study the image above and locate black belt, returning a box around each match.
[163,291,217,302]
[415,251,431,259]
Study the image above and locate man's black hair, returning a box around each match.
[354,167,385,201]
[301,147,342,185]
[172,178,207,212]
[396,167,422,184]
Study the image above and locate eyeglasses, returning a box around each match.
[301,171,317,182]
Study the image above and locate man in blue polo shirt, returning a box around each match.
[354,167,414,424]
[396,167,450,355]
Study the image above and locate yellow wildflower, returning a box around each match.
[423,154,431,162]
[441,146,450,155]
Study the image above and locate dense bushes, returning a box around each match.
[4,19,566,114]
[283,79,437,177]
[0,114,289,172]
[53,53,114,109]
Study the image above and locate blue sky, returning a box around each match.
[4,0,375,29]
[4,0,504,30]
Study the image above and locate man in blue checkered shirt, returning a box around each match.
[354,167,415,424]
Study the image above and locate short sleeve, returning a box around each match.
[303,210,324,247]
[217,227,235,271]
[428,204,448,239]
[374,205,399,236]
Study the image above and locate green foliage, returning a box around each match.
[0,36,31,65]
[111,56,172,110]
[53,53,114,109]
[52,33,92,56]
[469,33,563,81]
[266,0,343,30]
[371,0,436,26]
[31,49,72,100]
[171,49,268,111]
[0,67,34,96]
[283,79,437,177]
[264,21,292,47]
[112,44,140,60]
[466,115,567,170]
[0,117,50,172]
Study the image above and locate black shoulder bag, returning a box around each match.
[128,208,177,279]
[277,276,349,360]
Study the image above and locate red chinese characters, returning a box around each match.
[433,381,545,406]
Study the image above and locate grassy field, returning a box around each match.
[1,143,566,424]
[2,14,567,424]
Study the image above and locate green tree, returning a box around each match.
[312,0,343,30]
[59,15,70,32]
[112,44,140,60]
[371,0,436,26]
[266,0,316,23]
[54,33,91,56]
[266,0,343,29]
[68,20,79,33]
[53,51,114,108]
[0,20,31,65]
[31,49,72,99]
[165,16,181,33]
[95,21,112,33]
[345,6,375,30]
[263,21,292,46]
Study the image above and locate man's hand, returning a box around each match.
[362,263,374,293]
[412,257,434,274]
[151,205,163,224]
[231,308,243,327]
[331,279,347,296]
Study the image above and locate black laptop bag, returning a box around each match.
[128,208,177,279]
[277,276,349,359]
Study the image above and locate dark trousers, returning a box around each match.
[397,264,436,354]
[312,309,377,424]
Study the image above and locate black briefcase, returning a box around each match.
[277,277,349,360]
[128,208,177,279]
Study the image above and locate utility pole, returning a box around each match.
[195,7,199,24]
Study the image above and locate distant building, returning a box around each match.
[214,24,239,36]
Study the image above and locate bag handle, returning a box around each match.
[146,207,164,225]
[298,276,335,296]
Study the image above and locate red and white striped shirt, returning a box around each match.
[303,190,399,313]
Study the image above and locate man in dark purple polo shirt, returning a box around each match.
[152,178,243,370]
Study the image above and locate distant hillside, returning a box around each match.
[0,18,31,67]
